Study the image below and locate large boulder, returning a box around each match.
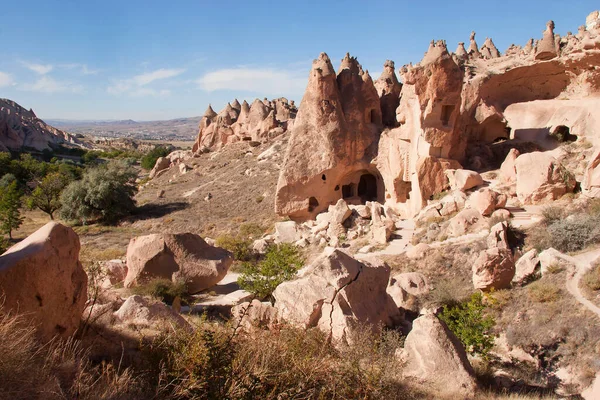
[487,222,509,250]
[500,148,520,184]
[445,169,484,192]
[447,208,488,237]
[468,188,507,216]
[125,233,233,293]
[149,156,170,179]
[273,250,401,342]
[515,152,575,204]
[0,222,88,341]
[472,248,515,290]
[513,249,540,284]
[401,314,478,396]
[231,299,278,330]
[274,221,302,243]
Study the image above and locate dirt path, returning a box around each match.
[564,249,600,319]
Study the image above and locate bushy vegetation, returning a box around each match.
[527,280,561,303]
[582,262,600,291]
[438,292,495,357]
[0,179,23,239]
[133,278,189,305]
[141,146,170,170]
[144,321,411,400]
[60,161,138,224]
[237,243,304,300]
[215,235,254,262]
[25,171,71,219]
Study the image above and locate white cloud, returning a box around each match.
[196,67,307,95]
[22,62,53,75]
[21,76,83,94]
[133,68,185,85]
[0,72,14,87]
[60,63,99,75]
[107,68,184,96]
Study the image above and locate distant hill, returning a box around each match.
[0,98,87,152]
[48,116,202,142]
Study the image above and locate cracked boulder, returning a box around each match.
[0,222,88,341]
[273,250,401,342]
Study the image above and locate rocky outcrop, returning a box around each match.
[275,53,383,220]
[446,169,483,191]
[387,272,430,313]
[0,98,87,151]
[535,21,559,60]
[273,249,401,342]
[374,60,402,127]
[515,152,576,204]
[472,247,515,290]
[401,314,478,396]
[193,98,297,152]
[0,222,87,341]
[500,148,520,184]
[114,295,190,329]
[125,233,233,293]
[468,188,507,216]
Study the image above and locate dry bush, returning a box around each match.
[582,261,600,291]
[527,281,561,303]
[540,206,563,225]
[0,309,147,400]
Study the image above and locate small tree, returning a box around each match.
[438,292,495,357]
[0,180,24,239]
[27,172,70,219]
[60,161,138,224]
[237,243,304,300]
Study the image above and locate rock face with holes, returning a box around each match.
[515,152,576,204]
[275,53,383,220]
[273,249,401,342]
[193,98,297,152]
[125,233,233,293]
[0,222,88,341]
[400,314,478,396]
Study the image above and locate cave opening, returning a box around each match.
[551,125,577,142]
[342,183,355,199]
[308,196,319,212]
[358,174,378,203]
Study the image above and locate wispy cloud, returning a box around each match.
[21,76,84,94]
[107,68,184,96]
[60,63,100,75]
[196,67,307,95]
[22,61,53,75]
[0,72,14,87]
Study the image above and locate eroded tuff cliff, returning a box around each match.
[193,97,297,152]
[0,98,84,151]
[275,11,600,220]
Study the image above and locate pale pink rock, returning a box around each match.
[231,299,278,330]
[446,169,484,191]
[515,152,575,204]
[447,208,487,237]
[149,156,170,179]
[387,272,430,312]
[0,222,87,341]
[401,314,478,396]
[582,149,600,197]
[273,250,401,342]
[114,295,190,329]
[500,149,520,184]
[487,222,509,249]
[472,248,515,290]
[513,249,540,284]
[125,233,232,293]
[468,188,507,216]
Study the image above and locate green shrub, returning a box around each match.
[237,243,304,300]
[140,146,170,170]
[60,161,138,224]
[438,292,495,357]
[133,278,188,305]
[215,235,254,261]
[238,222,264,240]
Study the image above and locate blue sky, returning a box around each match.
[0,0,597,121]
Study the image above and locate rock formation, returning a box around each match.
[193,97,297,152]
[0,222,88,341]
[272,249,401,342]
[125,233,233,293]
[0,98,87,151]
[272,13,600,222]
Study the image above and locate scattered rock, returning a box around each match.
[446,169,484,191]
[387,272,430,312]
[515,152,575,205]
[468,188,507,216]
[274,221,302,243]
[500,148,520,184]
[513,249,540,284]
[114,295,190,329]
[447,208,488,237]
[149,156,170,179]
[472,247,515,290]
[487,222,509,249]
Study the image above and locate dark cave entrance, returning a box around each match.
[358,173,378,203]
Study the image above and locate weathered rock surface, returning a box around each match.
[231,299,278,330]
[125,233,233,293]
[447,208,487,237]
[114,295,190,329]
[513,249,540,284]
[515,152,575,204]
[387,272,430,312]
[446,169,484,191]
[583,149,600,197]
[468,188,507,216]
[0,222,87,341]
[472,248,515,290]
[149,156,170,179]
[273,250,400,341]
[500,148,520,184]
[401,314,478,395]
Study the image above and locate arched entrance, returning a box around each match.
[358,173,378,203]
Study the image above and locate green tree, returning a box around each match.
[26,172,71,219]
[237,243,304,300]
[0,180,24,239]
[60,161,138,224]
[438,292,495,357]
[140,146,170,170]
